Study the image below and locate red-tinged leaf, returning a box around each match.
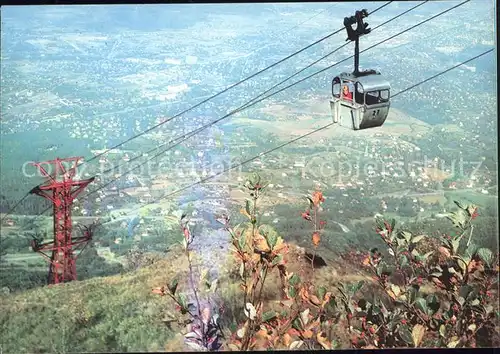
[310,294,322,306]
[312,232,320,247]
[152,287,165,296]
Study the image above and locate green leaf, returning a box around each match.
[245,200,251,216]
[400,255,409,268]
[262,311,277,323]
[289,287,296,298]
[289,274,300,286]
[292,317,302,331]
[415,298,428,314]
[465,243,479,258]
[412,235,426,244]
[168,278,179,295]
[255,173,261,185]
[477,248,493,266]
[390,218,396,231]
[447,210,468,229]
[265,229,278,249]
[395,231,406,240]
[399,324,413,345]
[376,263,384,277]
[238,235,246,251]
[318,286,326,300]
[426,294,440,315]
[459,285,473,299]
[371,304,381,316]
[272,254,283,266]
[178,293,188,309]
[327,296,337,311]
[375,217,385,231]
[351,280,365,294]
[408,285,419,305]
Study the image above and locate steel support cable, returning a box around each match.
[34,0,465,218]
[78,1,417,200]
[90,2,394,178]
[23,6,391,222]
[84,1,392,165]
[82,0,460,199]
[23,3,392,221]
[0,193,30,223]
[240,0,429,110]
[120,48,494,218]
[58,0,398,206]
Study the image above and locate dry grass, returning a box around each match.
[423,167,451,182]
[419,194,447,204]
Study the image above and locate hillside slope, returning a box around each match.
[0,241,372,353]
[0,254,180,353]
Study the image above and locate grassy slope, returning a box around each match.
[0,239,377,353]
[1,222,498,352]
[0,257,180,353]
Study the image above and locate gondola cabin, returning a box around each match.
[330,71,391,130]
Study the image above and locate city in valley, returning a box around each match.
[0,2,498,352]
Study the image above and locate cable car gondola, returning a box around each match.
[330,9,391,130]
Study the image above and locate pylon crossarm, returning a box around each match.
[69,178,95,200]
[28,157,94,285]
[29,188,57,204]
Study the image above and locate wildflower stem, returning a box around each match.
[185,245,206,346]
[312,204,318,273]
[466,224,474,247]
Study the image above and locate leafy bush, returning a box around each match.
[348,201,498,348]
[154,174,499,350]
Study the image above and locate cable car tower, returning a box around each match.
[29,157,95,285]
[330,9,391,130]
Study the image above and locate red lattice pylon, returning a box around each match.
[29,157,95,284]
